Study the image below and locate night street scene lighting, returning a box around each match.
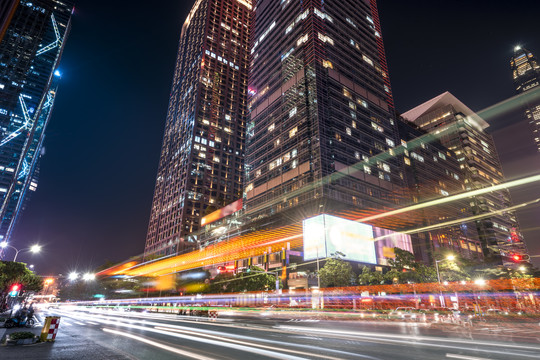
[0,0,539,359]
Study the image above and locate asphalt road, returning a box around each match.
[1,307,539,359]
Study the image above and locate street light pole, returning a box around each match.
[0,242,41,261]
[316,246,320,288]
[435,255,455,307]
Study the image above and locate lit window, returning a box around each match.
[289,107,297,118]
[362,55,374,67]
[289,126,298,138]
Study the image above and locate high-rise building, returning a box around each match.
[144,0,252,258]
[0,0,74,245]
[511,46,540,152]
[403,92,528,266]
[245,0,407,231]
[397,119,482,264]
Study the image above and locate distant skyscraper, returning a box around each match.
[144,0,252,258]
[511,46,540,152]
[403,92,528,266]
[397,119,481,264]
[0,0,73,245]
[245,0,407,230]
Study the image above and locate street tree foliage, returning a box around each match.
[0,261,43,308]
[358,266,384,285]
[319,258,356,287]
[208,266,281,293]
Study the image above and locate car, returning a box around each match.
[388,307,418,320]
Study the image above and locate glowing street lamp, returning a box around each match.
[0,241,42,261]
[68,272,78,281]
[435,254,455,307]
[82,273,95,281]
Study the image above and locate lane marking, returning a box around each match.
[74,321,85,325]
[86,321,99,325]
[446,354,491,360]
[103,328,215,360]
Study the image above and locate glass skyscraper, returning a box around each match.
[0,0,74,245]
[511,46,540,152]
[403,92,528,266]
[144,0,252,258]
[245,0,407,230]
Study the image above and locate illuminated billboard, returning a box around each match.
[302,214,413,265]
[303,215,376,264]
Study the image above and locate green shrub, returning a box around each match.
[9,332,35,340]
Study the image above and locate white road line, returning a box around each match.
[86,321,99,325]
[74,321,85,325]
[103,328,216,360]
[446,354,491,360]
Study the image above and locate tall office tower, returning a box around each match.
[397,120,482,264]
[0,0,73,245]
[144,0,252,258]
[0,0,19,41]
[245,0,407,230]
[403,92,528,266]
[510,46,540,152]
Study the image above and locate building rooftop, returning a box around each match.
[402,91,489,130]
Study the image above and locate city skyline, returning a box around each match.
[6,0,540,275]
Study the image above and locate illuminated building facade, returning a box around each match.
[510,46,540,152]
[403,92,528,266]
[144,0,252,258]
[397,120,482,264]
[245,0,406,230]
[0,0,73,245]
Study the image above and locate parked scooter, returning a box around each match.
[4,315,35,328]
[4,304,35,328]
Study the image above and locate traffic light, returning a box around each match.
[8,284,20,297]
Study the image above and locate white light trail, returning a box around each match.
[103,328,215,360]
[359,174,540,223]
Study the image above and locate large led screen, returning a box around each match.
[303,215,377,264]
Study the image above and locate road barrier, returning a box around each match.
[209,310,218,320]
[40,316,61,342]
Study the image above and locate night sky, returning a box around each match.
[8,0,540,275]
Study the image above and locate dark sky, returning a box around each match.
[9,0,540,274]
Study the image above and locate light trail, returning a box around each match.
[373,197,540,241]
[57,310,309,360]
[359,174,540,223]
[58,308,376,359]
[102,328,215,360]
[277,326,540,359]
[154,326,348,360]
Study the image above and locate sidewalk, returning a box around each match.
[0,322,133,360]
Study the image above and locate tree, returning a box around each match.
[207,266,280,293]
[385,248,437,284]
[0,261,43,309]
[358,266,383,285]
[319,259,355,287]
